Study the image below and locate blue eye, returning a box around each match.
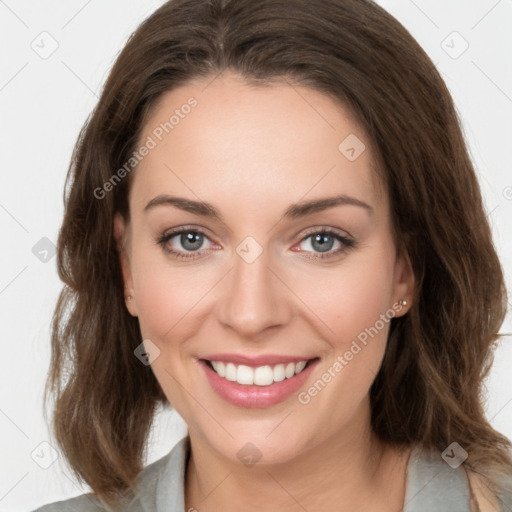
[156,228,213,260]
[296,230,355,259]
[156,227,355,261]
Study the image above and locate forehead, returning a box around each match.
[129,72,386,217]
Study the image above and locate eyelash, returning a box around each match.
[155,226,355,261]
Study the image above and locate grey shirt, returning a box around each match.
[32,436,512,511]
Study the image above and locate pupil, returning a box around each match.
[313,234,333,253]
[182,232,202,251]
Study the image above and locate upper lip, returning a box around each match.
[201,353,318,367]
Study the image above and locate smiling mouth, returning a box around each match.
[203,358,319,386]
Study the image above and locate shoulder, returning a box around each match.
[31,493,103,511]
[467,469,512,512]
[31,437,190,512]
[404,443,512,512]
[467,471,501,512]
[404,444,478,511]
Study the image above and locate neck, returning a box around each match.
[184,402,411,512]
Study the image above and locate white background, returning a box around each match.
[1,0,511,510]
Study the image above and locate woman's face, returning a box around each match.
[114,71,414,465]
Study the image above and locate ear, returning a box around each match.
[391,245,415,317]
[113,213,138,317]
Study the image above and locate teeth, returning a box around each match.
[285,362,295,378]
[254,365,274,386]
[295,361,307,374]
[225,362,237,381]
[237,365,254,385]
[273,364,285,382]
[210,360,310,386]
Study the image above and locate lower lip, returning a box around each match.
[199,359,319,408]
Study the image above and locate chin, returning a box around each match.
[201,421,317,467]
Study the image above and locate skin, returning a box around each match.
[114,70,417,511]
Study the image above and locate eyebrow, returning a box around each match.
[143,194,373,220]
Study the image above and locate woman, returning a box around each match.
[34,0,512,510]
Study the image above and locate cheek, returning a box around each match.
[134,272,177,339]
[296,248,396,398]
[333,271,394,345]
[130,246,205,341]
[294,251,396,344]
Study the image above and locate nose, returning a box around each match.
[215,244,293,339]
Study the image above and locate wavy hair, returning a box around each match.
[45,0,512,506]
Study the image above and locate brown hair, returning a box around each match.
[45,0,512,506]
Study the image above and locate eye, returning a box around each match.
[293,229,355,259]
[156,226,355,261]
[156,227,217,260]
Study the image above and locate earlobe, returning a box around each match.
[113,213,138,317]
[392,248,415,316]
